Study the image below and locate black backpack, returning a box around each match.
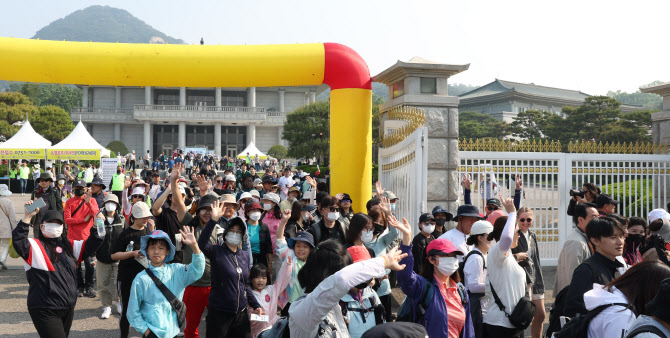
[545,261,596,338]
[625,325,669,338]
[396,276,467,324]
[554,303,631,338]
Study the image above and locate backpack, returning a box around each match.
[545,261,596,338]
[396,276,467,324]
[261,294,339,338]
[459,250,486,280]
[339,293,385,328]
[554,303,630,338]
[625,325,669,338]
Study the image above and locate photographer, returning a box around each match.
[567,183,600,216]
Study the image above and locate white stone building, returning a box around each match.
[72,85,320,157]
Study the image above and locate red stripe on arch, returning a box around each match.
[323,43,372,90]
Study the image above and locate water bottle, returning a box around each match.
[126,241,134,252]
[96,217,106,237]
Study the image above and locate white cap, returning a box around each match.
[648,208,670,223]
[238,192,252,201]
[130,187,146,201]
[300,172,310,178]
[470,220,494,236]
[225,174,236,182]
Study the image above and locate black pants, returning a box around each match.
[118,280,133,338]
[112,191,123,203]
[483,323,523,338]
[76,256,94,289]
[378,293,393,322]
[206,308,251,338]
[469,292,485,338]
[29,307,74,338]
[130,160,136,171]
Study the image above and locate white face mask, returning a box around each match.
[390,203,396,212]
[294,179,300,184]
[249,212,261,221]
[263,203,272,211]
[361,230,374,243]
[436,256,459,276]
[58,179,65,185]
[287,196,296,202]
[302,213,310,221]
[327,211,340,221]
[42,222,63,238]
[422,224,435,234]
[225,232,242,246]
[105,203,117,212]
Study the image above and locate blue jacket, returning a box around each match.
[397,244,475,338]
[127,252,205,338]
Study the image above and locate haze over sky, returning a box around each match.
[1,0,667,95]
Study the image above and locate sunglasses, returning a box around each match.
[132,195,143,199]
[341,199,352,203]
[216,180,223,183]
[519,218,533,223]
[487,206,499,211]
[424,221,436,225]
[327,206,341,212]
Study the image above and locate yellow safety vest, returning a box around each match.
[111,173,125,191]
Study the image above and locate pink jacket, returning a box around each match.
[248,256,293,338]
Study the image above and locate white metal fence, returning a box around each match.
[459,151,670,265]
[379,127,428,236]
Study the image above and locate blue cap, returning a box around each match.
[288,231,315,249]
[140,230,176,263]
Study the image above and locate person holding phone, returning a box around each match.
[30,173,63,239]
[12,200,103,338]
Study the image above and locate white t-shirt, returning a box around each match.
[277,176,294,199]
[439,228,471,262]
[483,242,526,329]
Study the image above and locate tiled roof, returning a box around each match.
[460,79,590,102]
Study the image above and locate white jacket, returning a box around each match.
[584,283,636,338]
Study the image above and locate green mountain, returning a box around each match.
[32,5,184,44]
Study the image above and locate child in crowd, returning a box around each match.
[340,246,384,338]
[248,259,292,338]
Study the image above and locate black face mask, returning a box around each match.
[435,218,446,228]
[626,234,645,246]
[373,222,385,236]
[117,170,121,174]
[74,189,85,196]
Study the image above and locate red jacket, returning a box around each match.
[64,196,99,241]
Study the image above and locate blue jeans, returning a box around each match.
[20,178,27,193]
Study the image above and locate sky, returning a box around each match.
[0,0,667,95]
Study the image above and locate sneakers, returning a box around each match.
[84,287,97,298]
[78,287,84,297]
[101,307,112,319]
[114,301,122,315]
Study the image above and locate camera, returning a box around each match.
[569,189,585,198]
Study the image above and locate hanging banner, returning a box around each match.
[100,157,120,182]
[47,149,100,160]
[185,147,207,156]
[0,149,45,159]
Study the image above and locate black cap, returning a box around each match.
[431,205,454,221]
[646,277,670,324]
[88,177,106,189]
[74,179,87,188]
[456,204,483,219]
[486,198,502,208]
[262,176,277,184]
[56,174,65,181]
[288,231,315,249]
[361,322,428,338]
[152,172,160,177]
[43,210,64,224]
[595,194,619,208]
[197,194,219,211]
[418,213,434,223]
[37,173,53,183]
[301,204,317,212]
[341,193,352,202]
[223,217,247,239]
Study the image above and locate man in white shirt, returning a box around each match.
[277,168,294,200]
[439,204,482,263]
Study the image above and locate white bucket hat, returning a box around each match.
[0,184,12,196]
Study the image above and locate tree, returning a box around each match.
[10,83,82,112]
[459,111,509,139]
[267,145,288,160]
[608,81,664,110]
[0,92,74,143]
[510,110,549,139]
[283,101,329,161]
[561,96,621,141]
[32,105,76,143]
[107,141,129,157]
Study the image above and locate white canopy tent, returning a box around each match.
[236,141,268,160]
[0,120,52,149]
[51,121,111,158]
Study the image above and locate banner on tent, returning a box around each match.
[101,158,119,181]
[185,148,207,155]
[0,149,45,159]
[47,149,100,160]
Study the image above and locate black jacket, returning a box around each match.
[511,230,545,294]
[30,186,63,229]
[563,251,624,317]
[12,220,103,310]
[308,219,346,246]
[95,210,124,264]
[284,219,313,239]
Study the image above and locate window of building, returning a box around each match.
[392,81,405,99]
[221,91,247,107]
[154,89,179,105]
[420,78,437,94]
[187,89,215,106]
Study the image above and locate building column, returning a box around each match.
[143,121,151,155]
[247,124,256,145]
[179,87,186,106]
[115,87,121,108]
[144,86,152,105]
[310,90,316,104]
[215,87,222,107]
[214,123,222,157]
[248,87,256,108]
[278,126,284,146]
[82,86,89,108]
[278,90,285,112]
[178,122,186,150]
[114,123,121,141]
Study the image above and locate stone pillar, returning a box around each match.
[278,90,285,112]
[278,126,284,146]
[214,123,222,157]
[115,87,121,108]
[179,87,186,106]
[178,122,186,150]
[248,87,256,108]
[247,124,256,145]
[114,123,121,141]
[215,87,222,107]
[310,90,316,103]
[144,86,152,105]
[82,86,89,108]
[143,121,151,156]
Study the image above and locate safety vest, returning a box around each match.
[77,170,84,179]
[111,173,125,191]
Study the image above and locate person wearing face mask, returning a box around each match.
[309,195,347,246]
[280,187,301,212]
[623,217,647,265]
[245,201,273,279]
[152,163,192,264]
[336,193,355,230]
[236,192,253,221]
[31,173,63,239]
[87,177,107,209]
[284,202,314,240]
[64,179,100,298]
[54,174,71,202]
[463,220,494,338]
[197,200,264,338]
[412,213,436,275]
[432,205,454,236]
[12,202,103,338]
[382,190,399,216]
[259,192,282,280]
[95,194,124,319]
[395,216,475,338]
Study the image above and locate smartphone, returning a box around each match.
[26,198,46,214]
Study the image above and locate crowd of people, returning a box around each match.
[1,155,670,338]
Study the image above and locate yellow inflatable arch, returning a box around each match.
[0,38,372,212]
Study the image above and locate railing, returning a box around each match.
[71,107,133,114]
[134,104,265,113]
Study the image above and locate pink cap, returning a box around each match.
[347,246,372,263]
[426,238,463,256]
[487,209,506,225]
